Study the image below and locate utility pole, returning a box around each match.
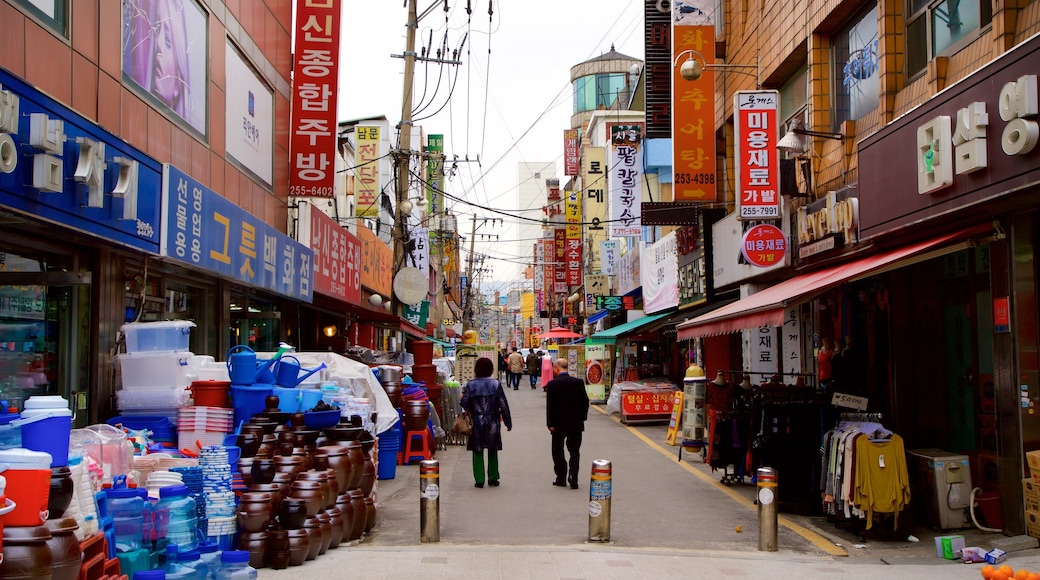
[463,218,501,332]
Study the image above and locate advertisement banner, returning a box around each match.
[225,40,274,186]
[607,123,644,237]
[671,9,716,202]
[426,134,444,216]
[735,91,781,220]
[582,146,607,272]
[616,243,643,296]
[554,229,567,294]
[564,129,580,176]
[289,0,341,197]
[565,191,582,287]
[160,165,313,301]
[640,232,678,314]
[601,240,620,276]
[676,222,706,308]
[355,126,381,217]
[308,205,362,305]
[122,0,208,136]
[542,239,554,299]
[406,226,430,276]
[585,274,609,309]
[644,0,672,138]
[444,232,459,302]
[357,225,392,297]
[403,300,430,329]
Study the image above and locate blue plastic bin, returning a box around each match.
[230,384,274,427]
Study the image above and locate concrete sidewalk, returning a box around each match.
[257,384,1039,578]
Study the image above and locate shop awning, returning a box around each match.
[424,336,453,348]
[588,309,676,344]
[676,226,989,341]
[586,309,610,324]
[345,302,426,339]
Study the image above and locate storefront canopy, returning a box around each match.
[676,226,989,341]
[588,309,676,344]
[345,302,426,339]
[586,309,610,324]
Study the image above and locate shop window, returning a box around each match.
[832,4,880,130]
[572,73,629,114]
[906,0,992,77]
[230,295,282,352]
[12,0,68,37]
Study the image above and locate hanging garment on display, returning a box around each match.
[820,418,907,529]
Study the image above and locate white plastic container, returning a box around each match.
[121,321,195,354]
[119,352,193,389]
[197,361,231,382]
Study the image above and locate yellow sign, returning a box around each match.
[355,126,381,218]
[665,390,685,446]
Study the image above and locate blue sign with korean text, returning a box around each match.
[160,164,313,301]
[0,69,162,252]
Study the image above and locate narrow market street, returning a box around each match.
[259,387,1040,578]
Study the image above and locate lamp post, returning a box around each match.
[673,49,761,88]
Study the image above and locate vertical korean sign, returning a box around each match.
[426,134,444,216]
[542,239,554,303]
[608,123,644,238]
[672,7,716,201]
[735,91,780,220]
[290,0,341,198]
[564,129,580,176]
[355,126,381,218]
[582,147,607,272]
[553,229,568,294]
[565,191,582,287]
[310,205,362,305]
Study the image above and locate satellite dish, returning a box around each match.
[393,267,428,306]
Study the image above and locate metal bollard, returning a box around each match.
[757,466,778,551]
[588,459,612,542]
[419,460,440,542]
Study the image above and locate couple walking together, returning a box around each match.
[459,357,589,489]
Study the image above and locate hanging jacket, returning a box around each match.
[460,377,512,452]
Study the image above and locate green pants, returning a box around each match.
[472,449,499,483]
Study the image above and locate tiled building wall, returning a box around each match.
[0,0,293,232]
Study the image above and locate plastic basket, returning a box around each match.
[177,431,228,451]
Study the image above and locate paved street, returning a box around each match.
[259,385,1040,578]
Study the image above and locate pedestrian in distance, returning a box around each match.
[460,357,513,488]
[507,346,524,390]
[526,349,541,389]
[497,349,507,382]
[545,358,589,489]
[540,350,554,391]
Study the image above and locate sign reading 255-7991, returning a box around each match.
[160,164,313,302]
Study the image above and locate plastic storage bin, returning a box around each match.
[122,320,196,353]
[106,485,144,553]
[214,550,257,580]
[119,352,193,389]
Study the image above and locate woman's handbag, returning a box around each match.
[453,410,473,435]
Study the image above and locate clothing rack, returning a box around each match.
[839,412,882,423]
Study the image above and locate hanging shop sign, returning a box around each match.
[676,221,706,308]
[607,123,644,237]
[734,90,780,221]
[354,126,381,218]
[857,34,1040,237]
[298,204,361,305]
[564,129,580,176]
[357,225,392,297]
[403,300,430,329]
[616,243,643,296]
[426,134,444,216]
[585,274,609,310]
[671,7,716,202]
[225,40,274,186]
[741,224,787,268]
[161,164,313,301]
[644,0,672,139]
[600,240,620,276]
[641,232,678,314]
[554,228,568,294]
[796,187,859,260]
[596,296,636,311]
[565,191,583,286]
[0,69,161,253]
[289,0,342,198]
[583,146,607,271]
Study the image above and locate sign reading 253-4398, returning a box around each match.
[160,164,313,302]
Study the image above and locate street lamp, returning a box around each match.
[776,118,844,153]
[674,49,761,88]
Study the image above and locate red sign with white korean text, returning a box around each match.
[994,297,1010,333]
[621,391,674,417]
[735,91,780,220]
[741,224,787,267]
[310,208,362,305]
[672,21,716,201]
[564,129,580,176]
[289,0,341,198]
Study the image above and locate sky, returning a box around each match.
[338,0,645,296]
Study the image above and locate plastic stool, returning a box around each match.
[398,430,431,464]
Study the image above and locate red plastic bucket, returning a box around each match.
[187,381,232,408]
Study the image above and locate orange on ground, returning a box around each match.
[981,565,996,579]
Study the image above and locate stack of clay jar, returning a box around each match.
[231,410,377,569]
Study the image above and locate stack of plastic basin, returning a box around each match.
[176,407,233,450]
[376,421,402,480]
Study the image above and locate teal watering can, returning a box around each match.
[274,356,327,388]
[227,345,287,385]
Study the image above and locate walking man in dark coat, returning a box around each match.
[545,358,589,489]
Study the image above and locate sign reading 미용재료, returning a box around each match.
[161,165,313,301]
[289,0,341,198]
[735,91,780,220]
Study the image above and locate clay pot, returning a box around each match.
[318,445,352,495]
[271,471,294,488]
[48,467,74,520]
[250,458,276,485]
[240,424,265,437]
[403,400,430,431]
[358,431,376,456]
[278,498,308,530]
[237,433,261,458]
[324,506,345,549]
[301,518,322,561]
[359,458,376,497]
[343,441,365,490]
[247,483,282,512]
[0,524,53,580]
[286,528,310,566]
[346,489,366,541]
[236,530,268,569]
[364,496,377,534]
[296,471,332,510]
[237,492,273,533]
[262,410,291,426]
[311,453,330,472]
[314,512,333,555]
[265,394,282,412]
[267,527,290,570]
[289,480,323,517]
[248,419,279,435]
[382,383,403,408]
[44,518,81,580]
[273,455,305,479]
[290,448,313,472]
[324,426,364,442]
[340,414,363,427]
[289,412,306,427]
[335,494,354,544]
[293,429,320,448]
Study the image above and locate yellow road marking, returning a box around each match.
[592,405,847,557]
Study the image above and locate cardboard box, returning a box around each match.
[935,535,965,559]
[1027,450,1040,472]
[1026,510,1040,539]
[985,548,1008,565]
[961,547,987,563]
[1025,478,1040,503]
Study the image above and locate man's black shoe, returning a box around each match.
[552,480,566,487]
[569,479,579,489]
[488,480,500,487]
[474,482,484,488]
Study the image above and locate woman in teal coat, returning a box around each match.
[460,357,513,488]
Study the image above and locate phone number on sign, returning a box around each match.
[289,185,334,197]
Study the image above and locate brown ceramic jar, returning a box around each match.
[301,517,322,561]
[278,497,308,530]
[359,457,376,497]
[296,471,331,510]
[267,528,289,570]
[236,530,268,569]
[346,489,366,541]
[343,441,365,490]
[314,512,333,555]
[238,457,255,487]
[364,496,376,534]
[48,467,74,520]
[317,445,352,494]
[290,447,313,472]
[335,493,355,543]
[289,480,323,517]
[285,528,309,566]
[311,452,330,472]
[324,506,345,549]
[250,458,276,485]
[247,483,282,513]
[0,524,54,580]
[44,518,81,580]
[237,492,273,533]
[273,455,304,479]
